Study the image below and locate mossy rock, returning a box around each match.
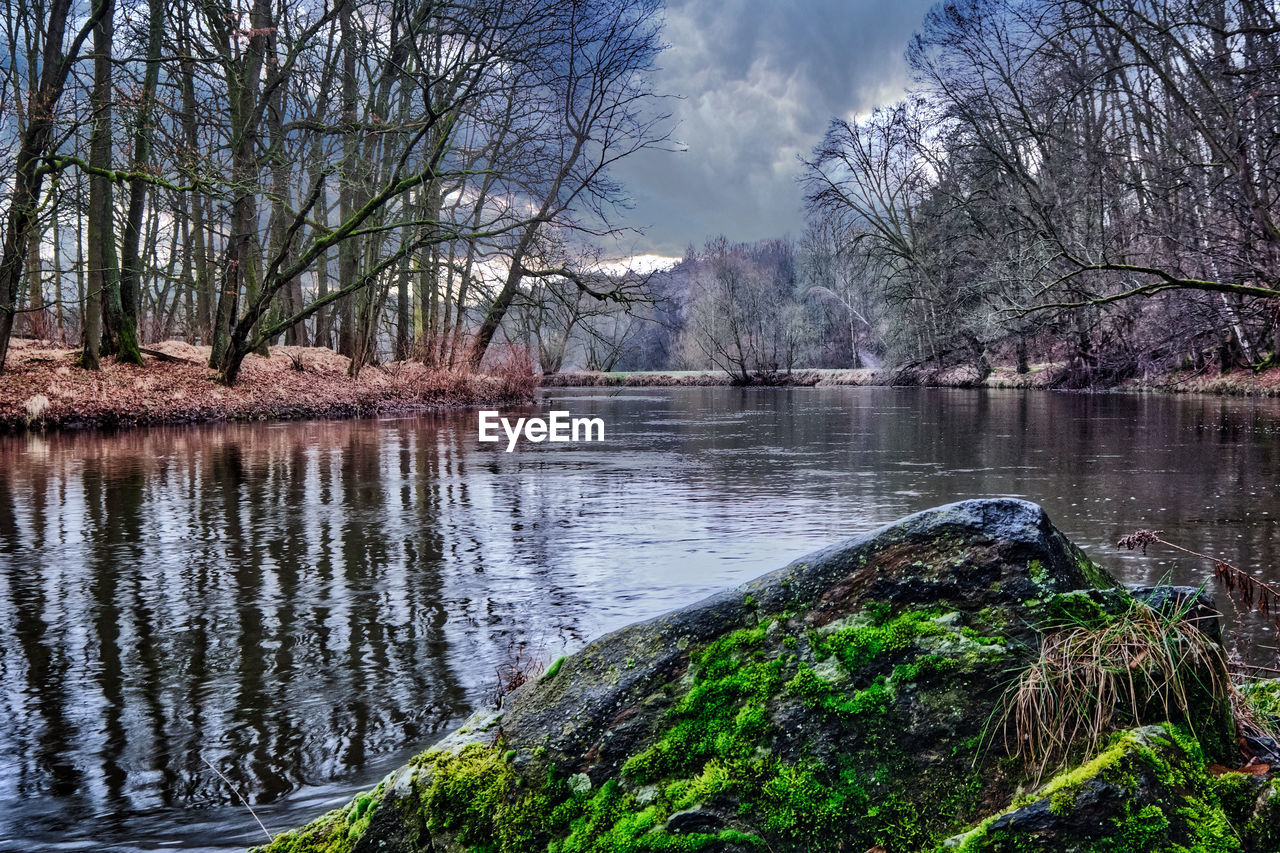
[253,499,1258,853]
[942,724,1257,853]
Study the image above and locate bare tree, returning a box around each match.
[0,0,110,370]
[0,0,673,383]
[466,0,669,369]
[802,0,1280,383]
[678,237,798,382]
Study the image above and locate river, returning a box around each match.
[0,386,1277,851]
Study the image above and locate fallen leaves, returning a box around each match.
[0,339,536,432]
[1207,763,1270,777]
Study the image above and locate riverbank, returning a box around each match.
[0,339,536,432]
[7,343,1277,434]
[542,362,1280,396]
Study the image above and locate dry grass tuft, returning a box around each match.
[1003,598,1227,781]
[23,393,51,427]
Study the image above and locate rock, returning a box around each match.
[254,499,1265,853]
[665,807,727,833]
[1130,585,1222,643]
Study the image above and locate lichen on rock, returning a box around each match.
[253,499,1279,853]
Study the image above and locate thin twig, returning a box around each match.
[1119,530,1280,631]
[202,756,273,843]
[1229,662,1280,676]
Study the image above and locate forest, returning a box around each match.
[1,0,1278,395]
[0,0,666,388]
[613,0,1280,387]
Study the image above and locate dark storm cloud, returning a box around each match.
[612,0,937,258]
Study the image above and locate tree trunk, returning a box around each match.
[81,0,120,369]
[265,25,306,348]
[114,0,163,365]
[395,265,409,360]
[467,134,585,371]
[314,248,332,349]
[75,178,88,354]
[211,0,269,370]
[25,227,45,340]
[52,206,65,344]
[335,0,360,359]
[178,29,212,343]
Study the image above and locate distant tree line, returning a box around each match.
[804,0,1280,386]
[0,0,666,383]
[614,235,884,379]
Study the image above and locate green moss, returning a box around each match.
[418,745,558,849]
[1241,779,1280,850]
[976,606,1013,630]
[619,609,990,850]
[811,608,948,670]
[1117,802,1173,849]
[1073,547,1120,590]
[1209,772,1259,822]
[551,777,760,853]
[891,654,959,683]
[1043,589,1115,629]
[262,606,1003,852]
[1239,678,1280,723]
[543,656,567,680]
[623,624,782,782]
[784,665,893,719]
[411,744,763,853]
[1049,787,1076,816]
[1173,794,1241,853]
[257,781,387,853]
[959,625,1003,646]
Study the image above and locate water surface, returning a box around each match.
[0,387,1277,850]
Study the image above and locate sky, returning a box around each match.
[609,0,938,261]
